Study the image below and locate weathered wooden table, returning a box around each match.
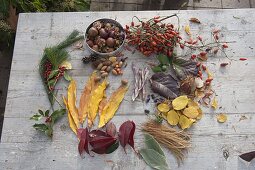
[1,9,255,170]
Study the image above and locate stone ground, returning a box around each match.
[0,0,254,139]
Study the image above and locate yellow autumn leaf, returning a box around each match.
[179,115,194,130]
[188,99,199,109]
[217,113,227,123]
[157,103,170,113]
[60,61,72,70]
[67,80,79,128]
[211,97,218,109]
[78,72,97,123]
[98,91,107,115]
[63,96,77,134]
[167,110,179,126]
[206,68,213,79]
[98,84,128,128]
[161,112,168,120]
[88,80,108,127]
[183,107,199,119]
[185,25,191,35]
[172,95,189,110]
[196,108,203,120]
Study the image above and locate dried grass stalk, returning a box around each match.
[141,119,191,164]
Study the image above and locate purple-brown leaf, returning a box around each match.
[118,120,136,151]
[78,128,90,157]
[90,136,117,154]
[239,151,255,162]
[106,122,117,137]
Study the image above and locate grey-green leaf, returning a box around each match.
[140,149,169,170]
[50,109,66,123]
[45,110,50,117]
[64,71,72,81]
[157,54,170,65]
[144,133,165,156]
[30,114,43,121]
[38,109,44,116]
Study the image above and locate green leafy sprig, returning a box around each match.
[30,109,66,138]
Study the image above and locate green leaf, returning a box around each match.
[45,110,50,117]
[152,66,162,73]
[33,124,49,132]
[38,109,44,116]
[144,133,165,156]
[140,149,169,170]
[50,109,66,123]
[45,126,53,138]
[171,57,198,80]
[47,70,59,80]
[157,54,170,65]
[30,114,43,121]
[64,71,72,81]
[106,141,119,154]
[47,79,56,87]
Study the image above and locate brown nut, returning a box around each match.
[101,65,108,71]
[112,69,118,75]
[109,56,117,63]
[119,70,123,75]
[97,63,103,70]
[103,60,112,66]
[100,70,106,74]
[121,79,128,85]
[106,66,111,72]
[101,72,108,78]
[112,61,118,67]
[94,76,101,82]
[116,68,121,72]
[115,64,119,68]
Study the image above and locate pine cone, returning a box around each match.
[90,55,98,62]
[82,56,91,64]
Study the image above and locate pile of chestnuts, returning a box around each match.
[86,20,125,53]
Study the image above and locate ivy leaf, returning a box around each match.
[38,109,44,116]
[45,110,50,117]
[144,133,165,156]
[157,54,170,65]
[30,114,43,121]
[150,72,180,99]
[171,57,198,80]
[118,120,136,151]
[64,71,72,81]
[47,70,59,80]
[50,109,66,123]
[140,149,169,170]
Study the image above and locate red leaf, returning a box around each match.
[118,120,136,151]
[89,130,107,140]
[239,58,247,61]
[90,136,116,154]
[78,128,90,157]
[77,128,84,140]
[106,122,117,137]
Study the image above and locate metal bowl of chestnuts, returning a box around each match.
[84,18,126,56]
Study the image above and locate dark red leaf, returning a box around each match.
[239,151,255,162]
[90,136,116,154]
[118,120,136,152]
[78,128,90,157]
[89,130,108,141]
[220,63,228,67]
[77,128,84,140]
[239,58,247,61]
[106,122,117,137]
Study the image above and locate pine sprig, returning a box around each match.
[39,30,84,106]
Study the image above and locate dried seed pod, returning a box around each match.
[101,66,107,71]
[121,79,128,85]
[97,63,103,70]
[112,69,118,75]
[101,72,108,78]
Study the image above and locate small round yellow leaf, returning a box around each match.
[188,99,199,109]
[196,108,203,120]
[172,95,189,110]
[167,110,179,126]
[61,61,72,70]
[157,103,170,113]
[183,107,199,119]
[217,114,227,123]
[161,112,168,120]
[179,115,194,130]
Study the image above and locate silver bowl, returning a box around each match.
[84,18,126,56]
